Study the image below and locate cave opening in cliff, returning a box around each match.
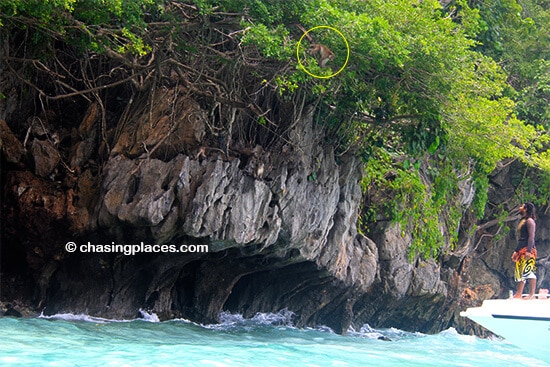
[173,260,201,315]
[222,261,329,319]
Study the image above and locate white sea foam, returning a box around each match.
[37,309,161,323]
[346,324,386,339]
[347,323,425,341]
[249,308,295,325]
[138,308,160,322]
[38,311,117,323]
[198,360,231,367]
[217,308,295,326]
[218,310,246,324]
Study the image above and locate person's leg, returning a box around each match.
[527,277,536,298]
[514,281,525,298]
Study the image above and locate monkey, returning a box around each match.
[195,146,207,160]
[309,43,335,68]
[194,146,230,161]
[297,24,336,69]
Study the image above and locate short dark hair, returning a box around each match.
[524,202,537,221]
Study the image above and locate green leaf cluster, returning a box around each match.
[463,0,550,129]
[361,147,462,260]
[241,23,293,61]
[0,0,161,55]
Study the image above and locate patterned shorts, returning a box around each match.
[514,256,536,282]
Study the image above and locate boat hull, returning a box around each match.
[461,299,550,363]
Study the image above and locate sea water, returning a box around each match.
[1,310,548,367]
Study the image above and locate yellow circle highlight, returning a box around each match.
[296,26,350,79]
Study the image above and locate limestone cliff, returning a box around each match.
[4,85,547,336]
[0,86,350,321]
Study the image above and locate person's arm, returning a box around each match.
[526,218,536,253]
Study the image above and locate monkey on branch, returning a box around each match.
[297,25,335,69]
[309,43,335,68]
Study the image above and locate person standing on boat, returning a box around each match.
[511,202,537,299]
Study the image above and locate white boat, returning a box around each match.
[461,296,550,363]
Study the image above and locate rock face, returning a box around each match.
[1,100,377,332]
[1,90,549,336]
[57,111,378,333]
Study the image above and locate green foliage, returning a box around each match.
[117,27,151,56]
[241,23,293,60]
[511,165,550,208]
[461,0,550,130]
[389,169,445,261]
[361,147,462,260]
[0,0,76,19]
[516,60,550,130]
[0,0,162,56]
[192,0,308,23]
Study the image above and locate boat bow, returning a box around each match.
[461,298,550,363]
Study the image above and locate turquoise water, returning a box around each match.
[1,311,548,367]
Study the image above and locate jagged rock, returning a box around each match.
[38,113,378,329]
[1,303,23,317]
[3,170,67,237]
[373,222,414,298]
[0,118,25,164]
[182,157,278,247]
[102,156,180,228]
[111,87,206,159]
[30,139,60,178]
[410,259,447,296]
